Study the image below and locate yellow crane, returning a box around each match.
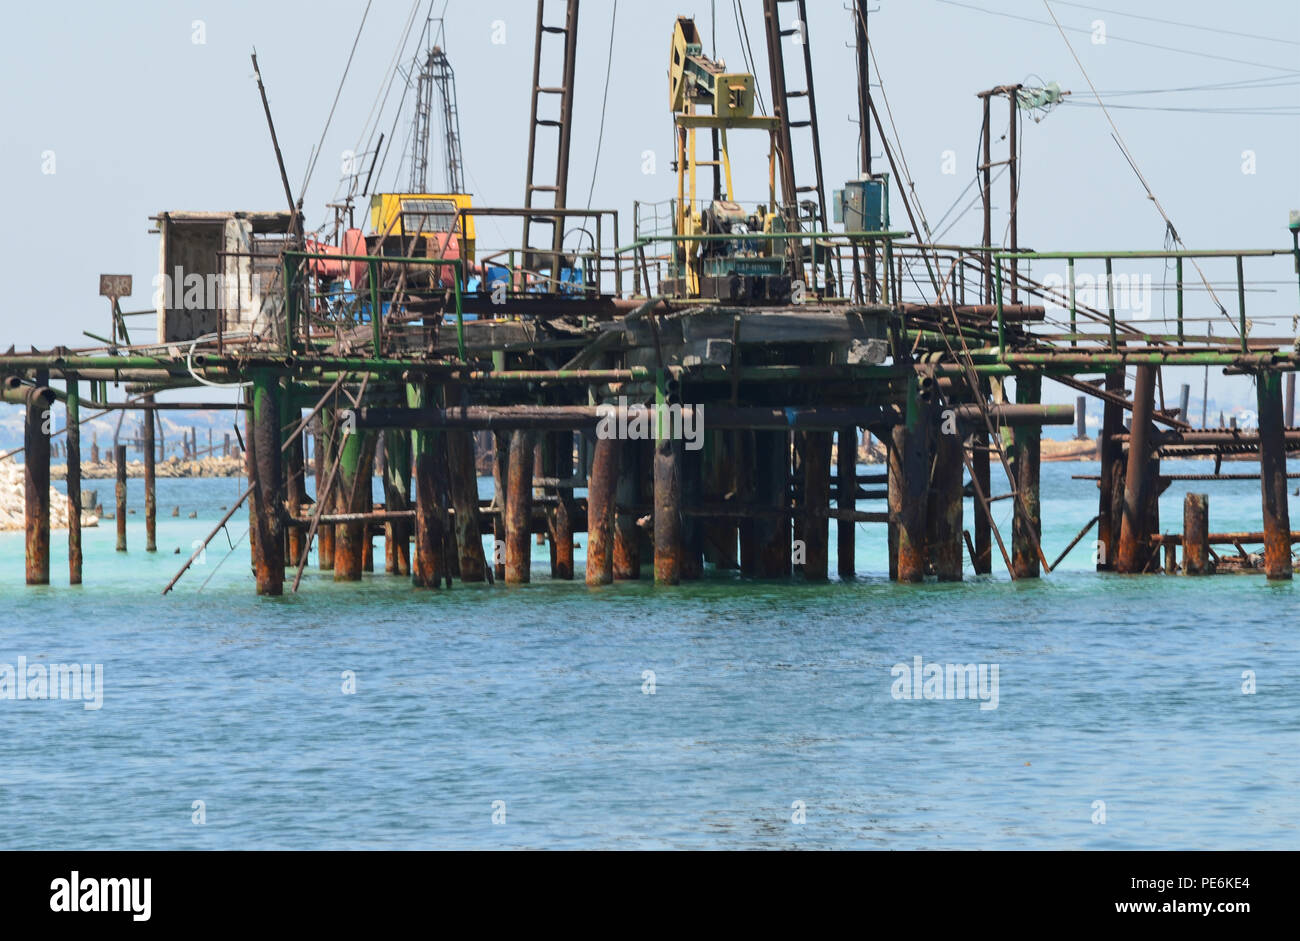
[668,17,786,302]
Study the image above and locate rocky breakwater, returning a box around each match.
[0,457,98,532]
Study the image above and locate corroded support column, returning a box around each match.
[115,444,127,552]
[801,430,832,582]
[891,375,929,583]
[410,381,446,589]
[927,420,964,581]
[284,397,308,570]
[505,429,537,585]
[887,434,899,580]
[586,434,618,586]
[836,425,856,578]
[754,430,791,578]
[614,438,642,579]
[362,464,375,574]
[333,421,375,582]
[1011,372,1042,579]
[383,428,413,576]
[546,431,575,580]
[249,370,284,595]
[972,426,992,574]
[653,434,683,585]
[1117,366,1155,574]
[1182,493,1209,575]
[24,386,52,585]
[1256,370,1292,580]
[66,380,82,585]
[317,410,335,570]
[143,395,156,553]
[445,429,487,581]
[1096,369,1125,571]
[492,430,509,580]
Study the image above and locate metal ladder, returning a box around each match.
[521,0,580,288]
[762,0,836,293]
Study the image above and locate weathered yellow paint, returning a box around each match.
[368,193,475,261]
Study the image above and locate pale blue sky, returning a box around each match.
[1,0,1297,410]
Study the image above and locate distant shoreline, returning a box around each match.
[51,456,252,480]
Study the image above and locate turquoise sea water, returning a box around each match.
[0,462,1296,849]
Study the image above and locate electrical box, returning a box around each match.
[833,174,889,232]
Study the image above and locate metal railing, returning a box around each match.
[282,251,466,360]
[616,229,911,302]
[992,248,1300,358]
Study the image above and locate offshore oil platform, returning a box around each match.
[6,1,1300,595]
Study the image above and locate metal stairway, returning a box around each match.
[520,0,580,287]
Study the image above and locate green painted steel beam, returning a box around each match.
[994,249,1290,260]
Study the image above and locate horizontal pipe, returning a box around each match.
[292,510,416,525]
[94,401,249,411]
[1074,473,1300,482]
[1114,430,1300,445]
[355,405,896,432]
[995,248,1289,260]
[952,403,1074,426]
[357,402,1069,433]
[1151,531,1300,546]
[2,382,55,406]
[461,369,647,383]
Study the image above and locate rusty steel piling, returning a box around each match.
[545,431,574,580]
[1183,494,1210,574]
[248,371,285,595]
[143,394,156,553]
[653,434,683,586]
[491,430,509,581]
[24,386,52,584]
[1256,371,1292,579]
[66,380,82,585]
[115,444,127,552]
[613,438,642,579]
[411,383,446,589]
[333,423,372,582]
[928,423,965,580]
[505,429,537,585]
[1011,373,1042,579]
[284,403,309,570]
[1096,369,1125,571]
[586,434,618,586]
[447,429,487,580]
[837,425,857,578]
[890,376,929,583]
[971,425,992,574]
[1117,366,1156,574]
[801,430,832,581]
[316,413,335,570]
[383,428,413,576]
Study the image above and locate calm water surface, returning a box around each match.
[1,462,1296,849]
